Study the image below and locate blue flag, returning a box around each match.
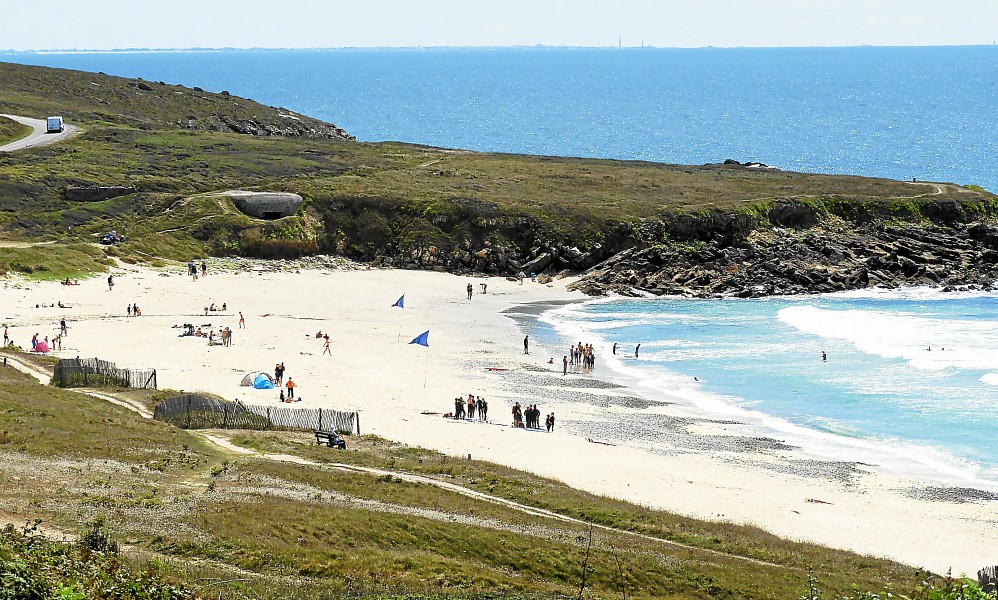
[409,330,429,347]
[392,294,405,309]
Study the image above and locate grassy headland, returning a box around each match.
[0,61,995,282]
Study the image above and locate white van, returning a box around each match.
[46,116,64,133]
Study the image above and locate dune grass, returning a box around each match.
[0,361,933,598]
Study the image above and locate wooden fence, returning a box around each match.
[153,393,360,435]
[979,566,997,594]
[52,357,157,389]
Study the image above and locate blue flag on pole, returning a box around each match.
[392,294,405,309]
[409,330,429,347]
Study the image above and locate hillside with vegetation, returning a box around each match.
[0,114,31,146]
[3,354,995,599]
[1,62,998,598]
[0,61,997,293]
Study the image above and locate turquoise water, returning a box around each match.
[6,46,998,488]
[540,290,998,490]
[4,46,998,191]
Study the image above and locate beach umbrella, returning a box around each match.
[409,330,430,387]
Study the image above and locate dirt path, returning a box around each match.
[0,356,785,570]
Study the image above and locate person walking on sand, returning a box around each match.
[634,343,640,358]
[60,318,67,336]
[523,335,529,355]
[467,282,473,300]
[239,312,245,329]
[562,355,568,376]
[612,342,618,355]
[286,377,295,399]
[107,274,114,290]
[3,325,7,346]
[323,335,331,356]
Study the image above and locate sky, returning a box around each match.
[3,0,998,51]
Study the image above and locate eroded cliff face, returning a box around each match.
[306,196,998,297]
[569,221,998,298]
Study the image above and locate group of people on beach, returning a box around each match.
[187,260,207,280]
[126,303,142,316]
[512,401,555,432]
[203,302,227,315]
[450,394,488,421]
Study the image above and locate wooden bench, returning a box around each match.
[314,429,346,449]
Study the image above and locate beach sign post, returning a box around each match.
[392,294,405,341]
[409,329,430,388]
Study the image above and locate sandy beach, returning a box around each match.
[4,259,996,575]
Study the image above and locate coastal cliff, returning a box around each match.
[1,62,996,299]
[307,190,998,298]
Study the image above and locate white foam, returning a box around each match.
[778,305,998,372]
[536,296,998,493]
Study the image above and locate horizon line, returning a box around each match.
[2,42,996,54]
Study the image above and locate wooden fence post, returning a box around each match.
[318,409,323,432]
[355,412,360,436]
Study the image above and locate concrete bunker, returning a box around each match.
[226,190,303,220]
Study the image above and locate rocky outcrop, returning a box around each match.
[226,191,303,219]
[64,186,136,202]
[177,113,354,140]
[569,222,998,298]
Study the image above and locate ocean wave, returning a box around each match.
[980,373,998,386]
[777,305,998,372]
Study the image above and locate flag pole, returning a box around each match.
[423,346,429,388]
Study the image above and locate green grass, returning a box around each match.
[1,62,996,278]
[0,115,31,146]
[0,361,937,599]
[0,242,115,279]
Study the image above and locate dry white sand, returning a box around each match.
[4,261,996,575]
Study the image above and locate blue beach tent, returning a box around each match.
[253,373,274,389]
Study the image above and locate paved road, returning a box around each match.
[0,113,78,152]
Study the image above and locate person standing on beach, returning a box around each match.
[323,335,331,356]
[239,312,245,329]
[523,335,529,355]
[285,377,295,399]
[612,342,617,355]
[822,350,827,362]
[107,274,114,290]
[467,282,473,300]
[634,343,640,358]
[60,318,67,337]
[201,261,207,277]
[562,355,568,376]
[3,325,8,346]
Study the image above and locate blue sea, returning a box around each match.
[5,46,998,489]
